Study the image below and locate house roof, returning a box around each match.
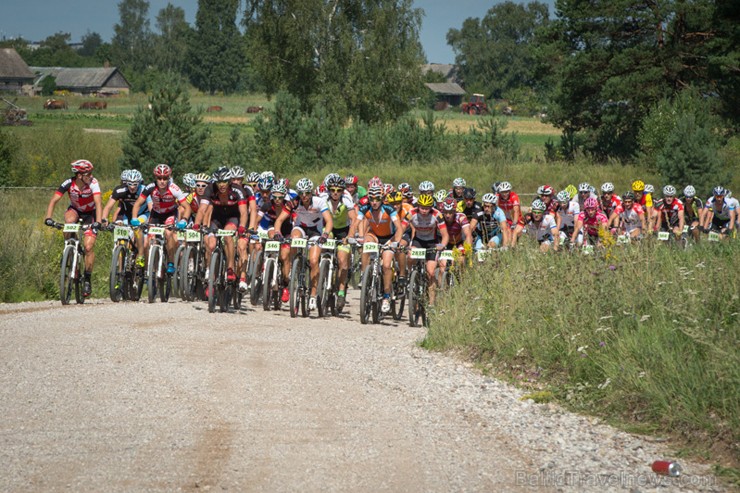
[424,82,466,96]
[0,48,34,79]
[31,66,128,90]
[421,63,458,83]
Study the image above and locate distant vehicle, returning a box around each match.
[461,93,488,115]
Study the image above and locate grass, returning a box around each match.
[423,238,740,477]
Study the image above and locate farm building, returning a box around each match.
[0,48,35,94]
[424,82,466,108]
[31,66,130,96]
[421,63,460,84]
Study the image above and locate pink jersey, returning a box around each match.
[56,177,101,213]
[577,211,608,236]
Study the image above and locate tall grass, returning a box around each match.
[424,239,740,461]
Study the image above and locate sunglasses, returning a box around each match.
[156,177,169,181]
[125,181,138,187]
[272,194,285,200]
[81,172,93,177]
[195,184,208,188]
[299,191,312,196]
[369,197,382,203]
[329,187,344,193]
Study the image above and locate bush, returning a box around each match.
[0,126,19,186]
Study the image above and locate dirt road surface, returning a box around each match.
[0,294,725,492]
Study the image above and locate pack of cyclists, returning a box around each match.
[45,159,737,314]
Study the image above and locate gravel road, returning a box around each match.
[0,293,727,492]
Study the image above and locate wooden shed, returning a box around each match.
[424,82,466,108]
[32,66,130,96]
[0,48,35,94]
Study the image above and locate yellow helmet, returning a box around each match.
[386,191,403,204]
[632,180,645,192]
[417,194,434,207]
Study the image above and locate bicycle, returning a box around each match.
[407,247,437,328]
[437,249,456,290]
[248,231,269,306]
[316,238,339,317]
[347,240,362,290]
[144,224,173,304]
[288,237,319,318]
[108,223,144,302]
[358,241,403,324]
[261,237,287,311]
[207,227,237,313]
[172,229,189,299]
[49,221,93,305]
[179,228,206,302]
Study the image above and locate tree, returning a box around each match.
[447,1,549,99]
[111,0,153,72]
[244,0,425,124]
[79,31,103,58]
[187,0,244,94]
[24,32,87,67]
[154,3,192,73]
[543,0,724,160]
[119,77,211,177]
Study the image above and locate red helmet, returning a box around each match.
[71,159,93,174]
[368,176,383,188]
[345,174,359,185]
[441,197,457,212]
[382,183,394,196]
[153,163,172,178]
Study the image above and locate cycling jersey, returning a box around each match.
[657,198,684,228]
[185,192,203,215]
[110,183,148,220]
[140,182,188,215]
[524,214,558,243]
[558,200,580,232]
[201,183,251,219]
[477,207,507,242]
[408,207,446,242]
[357,204,397,239]
[576,210,608,236]
[682,197,703,221]
[286,196,329,232]
[326,194,355,230]
[444,212,470,245]
[613,203,644,233]
[704,197,735,221]
[461,202,484,230]
[600,195,622,218]
[497,191,520,222]
[636,192,653,209]
[56,176,101,213]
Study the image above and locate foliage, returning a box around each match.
[17,32,94,67]
[447,1,549,99]
[111,0,154,72]
[244,0,425,124]
[187,0,245,95]
[0,127,19,187]
[78,31,103,58]
[119,78,211,179]
[40,75,57,96]
[153,4,192,74]
[706,1,740,128]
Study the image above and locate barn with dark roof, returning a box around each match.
[0,48,35,94]
[32,66,130,96]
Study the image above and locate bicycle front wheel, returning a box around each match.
[208,249,221,313]
[172,244,186,299]
[262,257,275,311]
[109,245,126,302]
[249,249,263,306]
[289,256,303,318]
[408,270,425,328]
[316,258,331,318]
[147,246,160,303]
[359,265,374,324]
[60,246,75,305]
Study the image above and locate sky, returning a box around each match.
[1,1,553,65]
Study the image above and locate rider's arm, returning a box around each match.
[272,207,290,234]
[238,202,248,229]
[131,195,146,221]
[511,204,521,225]
[438,224,449,248]
[93,193,103,223]
[45,193,63,220]
[321,210,333,235]
[392,215,403,243]
[571,219,583,244]
[101,196,117,223]
[462,223,473,246]
[346,208,359,240]
[677,209,685,233]
[248,199,258,230]
[511,223,524,247]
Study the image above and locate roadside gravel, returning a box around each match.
[0,295,727,492]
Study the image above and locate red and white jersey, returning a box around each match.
[657,198,684,225]
[497,191,521,221]
[56,177,101,213]
[614,203,644,232]
[600,195,622,218]
[577,210,608,236]
[444,212,470,244]
[408,207,446,242]
[285,196,329,230]
[140,182,188,215]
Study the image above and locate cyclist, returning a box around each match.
[450,177,466,201]
[259,180,293,303]
[556,190,579,246]
[576,182,598,211]
[101,169,149,266]
[398,182,414,205]
[440,197,473,269]
[344,174,366,204]
[495,181,521,229]
[324,175,358,312]
[460,187,483,235]
[386,191,411,290]
[194,166,252,286]
[357,185,404,314]
[180,172,211,227]
[609,191,645,240]
[655,185,685,239]
[599,182,622,219]
[537,185,559,216]
[681,186,703,242]
[701,186,736,238]
[571,197,608,247]
[408,193,449,308]
[44,159,103,297]
[131,164,189,275]
[514,199,559,252]
[476,193,509,249]
[230,166,246,188]
[632,180,654,232]
[273,178,333,311]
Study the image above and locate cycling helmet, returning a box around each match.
[120,169,130,182]
[556,190,570,203]
[588,184,597,194]
[434,189,448,203]
[246,171,260,184]
[345,174,359,185]
[601,182,614,193]
[644,184,654,194]
[193,173,211,183]
[182,173,196,189]
[71,159,93,174]
[383,183,394,196]
[153,163,172,178]
[386,191,403,204]
[531,199,547,213]
[578,182,591,193]
[398,182,412,198]
[632,180,645,192]
[663,185,676,197]
[537,185,554,196]
[212,166,233,182]
[417,194,435,207]
[129,169,143,183]
[257,176,274,192]
[713,186,725,197]
[622,191,635,200]
[368,176,383,188]
[441,197,457,212]
[452,177,466,188]
[683,185,696,198]
[367,186,383,199]
[463,187,476,199]
[271,181,287,195]
[497,181,512,192]
[482,193,498,205]
[230,166,246,179]
[326,175,345,189]
[565,184,578,199]
[296,178,314,193]
[583,197,598,209]
[418,180,435,194]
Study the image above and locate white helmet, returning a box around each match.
[601,182,614,193]
[578,182,591,193]
[296,178,314,193]
[482,193,498,205]
[452,177,466,188]
[418,180,435,194]
[497,181,512,192]
[683,185,696,198]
